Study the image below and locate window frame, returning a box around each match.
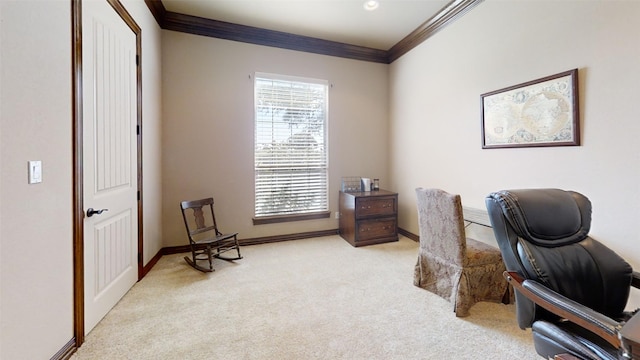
[252,72,330,224]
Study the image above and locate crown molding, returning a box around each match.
[163,11,389,63]
[144,0,482,64]
[144,0,166,27]
[388,0,483,62]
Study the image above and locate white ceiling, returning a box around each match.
[161,0,451,50]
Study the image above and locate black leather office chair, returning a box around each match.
[485,189,640,360]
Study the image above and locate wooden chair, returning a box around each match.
[180,197,242,272]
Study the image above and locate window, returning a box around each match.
[254,73,329,222]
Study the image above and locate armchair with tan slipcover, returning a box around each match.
[414,188,509,317]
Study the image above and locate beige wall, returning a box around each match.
[0,0,163,358]
[0,2,73,358]
[389,0,640,307]
[161,31,390,246]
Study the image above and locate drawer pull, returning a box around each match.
[360,225,394,232]
[360,204,393,209]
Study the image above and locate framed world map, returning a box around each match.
[481,69,579,149]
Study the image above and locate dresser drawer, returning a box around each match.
[356,217,397,241]
[339,190,398,247]
[355,196,396,218]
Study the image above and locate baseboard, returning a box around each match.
[162,244,192,255]
[398,227,419,241]
[51,338,76,360]
[238,229,339,246]
[143,248,163,277]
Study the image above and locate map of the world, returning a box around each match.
[482,72,576,147]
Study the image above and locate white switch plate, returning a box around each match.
[28,160,42,184]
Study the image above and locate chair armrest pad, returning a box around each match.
[504,271,621,347]
[632,271,640,289]
[522,280,621,337]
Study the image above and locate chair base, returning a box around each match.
[215,253,243,261]
[184,256,214,273]
[184,251,243,273]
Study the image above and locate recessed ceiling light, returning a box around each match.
[363,0,379,11]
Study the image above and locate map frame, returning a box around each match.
[481,69,580,149]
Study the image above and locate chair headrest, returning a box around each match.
[487,189,591,247]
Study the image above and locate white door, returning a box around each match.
[82,0,138,334]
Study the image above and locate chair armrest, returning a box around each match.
[504,271,622,348]
[632,271,640,289]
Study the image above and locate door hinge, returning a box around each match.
[136,55,140,66]
[136,124,140,135]
[137,191,141,201]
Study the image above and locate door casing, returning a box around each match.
[71,0,143,346]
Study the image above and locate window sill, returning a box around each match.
[253,211,330,225]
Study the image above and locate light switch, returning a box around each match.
[28,160,42,184]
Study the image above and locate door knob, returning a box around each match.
[86,208,109,217]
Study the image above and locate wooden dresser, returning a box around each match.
[338,190,398,247]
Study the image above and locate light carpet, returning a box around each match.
[71,235,538,359]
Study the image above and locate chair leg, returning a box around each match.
[234,237,242,259]
[502,284,513,304]
[183,245,215,273]
[214,236,243,261]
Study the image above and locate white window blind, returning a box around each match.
[254,73,329,218]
